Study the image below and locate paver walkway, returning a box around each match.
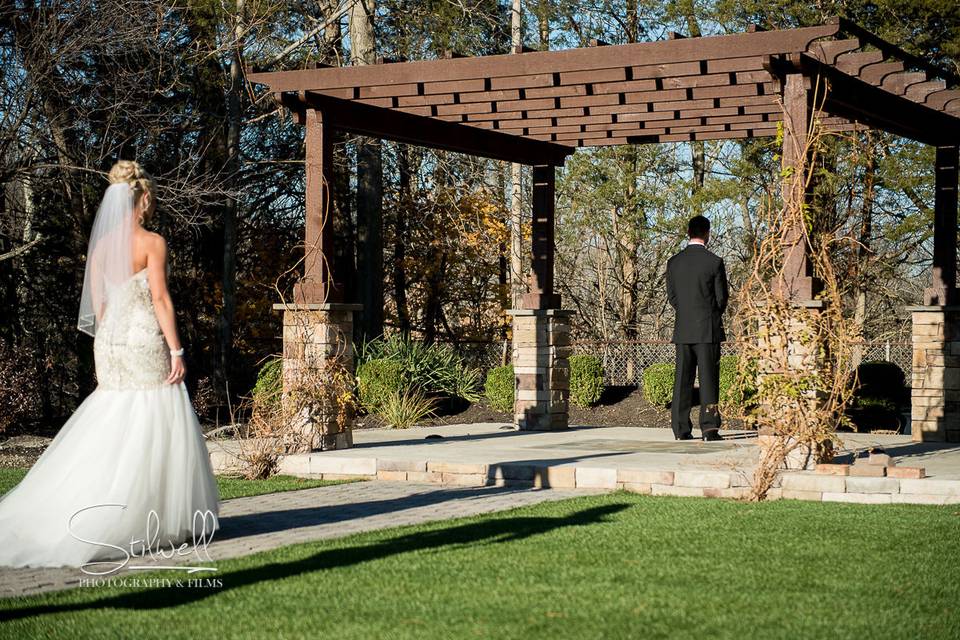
[0,480,584,599]
[210,424,960,481]
[207,424,960,504]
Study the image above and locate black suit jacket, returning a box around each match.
[666,244,729,344]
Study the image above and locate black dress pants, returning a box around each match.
[671,342,721,438]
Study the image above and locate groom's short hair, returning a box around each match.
[687,215,710,240]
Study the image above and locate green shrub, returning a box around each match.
[378,389,437,428]
[356,358,407,411]
[484,365,515,413]
[854,395,898,413]
[358,336,482,402]
[569,354,605,408]
[252,357,282,407]
[643,363,675,406]
[719,355,758,408]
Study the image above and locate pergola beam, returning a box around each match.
[828,16,960,88]
[280,91,572,166]
[792,54,960,145]
[249,24,839,93]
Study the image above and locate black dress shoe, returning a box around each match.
[675,433,695,441]
[702,430,723,442]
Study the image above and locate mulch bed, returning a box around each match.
[356,385,675,430]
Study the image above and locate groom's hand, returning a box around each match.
[167,356,186,385]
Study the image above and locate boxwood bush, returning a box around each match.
[569,354,605,408]
[642,363,675,406]
[484,364,515,413]
[356,358,408,411]
[252,357,282,407]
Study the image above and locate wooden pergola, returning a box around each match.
[251,17,960,440]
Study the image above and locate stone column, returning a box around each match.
[908,145,959,442]
[509,309,573,430]
[908,306,960,443]
[756,302,830,469]
[274,302,363,451]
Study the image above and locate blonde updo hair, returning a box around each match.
[108,160,156,223]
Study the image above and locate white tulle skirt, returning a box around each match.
[0,382,220,569]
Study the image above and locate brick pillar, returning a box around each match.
[908,306,960,443]
[274,302,362,451]
[509,309,573,430]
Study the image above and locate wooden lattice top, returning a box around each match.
[250,17,960,165]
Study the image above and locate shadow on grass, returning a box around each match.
[214,484,547,541]
[0,503,630,622]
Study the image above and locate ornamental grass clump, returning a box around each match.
[358,335,482,402]
[377,388,437,429]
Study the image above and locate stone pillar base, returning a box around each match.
[907,306,960,443]
[509,309,574,431]
[755,301,832,464]
[274,303,363,451]
[757,301,828,405]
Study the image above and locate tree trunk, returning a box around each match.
[218,0,243,393]
[395,144,412,335]
[321,1,356,299]
[350,0,384,340]
[853,136,876,365]
[509,0,524,308]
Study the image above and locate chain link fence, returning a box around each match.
[452,340,913,387]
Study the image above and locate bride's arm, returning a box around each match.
[146,235,186,384]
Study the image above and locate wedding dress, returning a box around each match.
[0,190,220,569]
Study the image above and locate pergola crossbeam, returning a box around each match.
[280,91,572,165]
[794,53,960,145]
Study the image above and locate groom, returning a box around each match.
[666,215,729,442]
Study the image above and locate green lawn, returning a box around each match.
[0,467,353,500]
[1,492,957,639]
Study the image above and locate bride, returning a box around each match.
[0,161,220,569]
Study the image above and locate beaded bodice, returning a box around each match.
[93,269,170,389]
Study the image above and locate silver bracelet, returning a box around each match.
[170,348,185,357]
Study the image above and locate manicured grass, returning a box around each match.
[214,475,356,500]
[0,468,26,497]
[1,492,957,639]
[0,467,353,500]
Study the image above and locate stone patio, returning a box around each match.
[208,424,960,504]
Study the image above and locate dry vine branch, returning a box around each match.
[725,83,862,501]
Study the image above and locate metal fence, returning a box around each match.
[452,340,913,387]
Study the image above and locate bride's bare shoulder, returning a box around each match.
[140,231,167,252]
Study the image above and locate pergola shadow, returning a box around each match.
[251,15,960,442]
[350,423,601,449]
